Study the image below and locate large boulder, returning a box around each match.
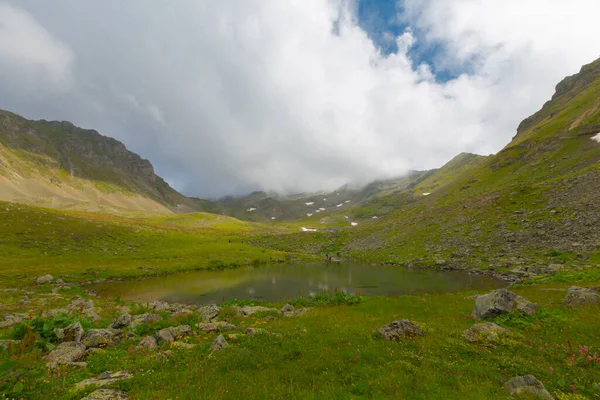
[210,335,228,352]
[462,322,511,343]
[155,325,193,344]
[46,342,87,367]
[148,300,171,312]
[132,313,162,325]
[281,304,295,313]
[503,375,552,400]
[136,336,158,350]
[36,274,54,285]
[376,320,424,340]
[63,322,85,342]
[564,286,600,306]
[75,371,133,390]
[196,321,237,332]
[81,389,129,400]
[110,314,132,329]
[199,304,220,322]
[81,329,114,348]
[472,289,536,320]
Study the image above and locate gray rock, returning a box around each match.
[472,289,536,320]
[0,339,20,350]
[376,320,424,340]
[36,274,54,284]
[199,304,220,322]
[132,313,162,324]
[81,389,129,400]
[69,298,94,311]
[236,306,279,316]
[503,375,552,400]
[47,342,87,367]
[155,329,174,344]
[63,322,85,342]
[210,335,228,352]
[283,308,313,317]
[564,286,600,306]
[462,322,511,343]
[0,313,26,329]
[110,314,132,329]
[83,309,103,322]
[281,304,295,313]
[196,321,237,332]
[75,370,133,390]
[136,336,158,350]
[172,341,196,350]
[155,325,193,343]
[148,300,171,312]
[81,329,114,348]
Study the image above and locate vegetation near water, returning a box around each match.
[1,60,600,399]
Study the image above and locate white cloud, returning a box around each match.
[0,0,599,197]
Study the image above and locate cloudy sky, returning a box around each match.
[1,1,599,197]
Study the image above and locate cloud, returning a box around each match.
[0,0,599,197]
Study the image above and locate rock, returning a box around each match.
[47,342,87,367]
[75,370,133,390]
[196,321,237,332]
[283,308,313,317]
[0,339,20,350]
[0,313,26,328]
[281,304,295,313]
[136,336,158,350]
[56,279,65,285]
[503,375,553,400]
[44,307,70,318]
[36,274,54,284]
[236,306,279,316]
[132,313,162,324]
[81,389,129,400]
[172,309,193,318]
[64,361,88,369]
[172,341,196,350]
[245,328,269,335]
[564,286,600,306]
[199,304,220,322]
[110,314,132,329]
[153,350,173,361]
[81,329,114,348]
[462,322,511,343]
[156,325,193,343]
[210,335,228,352]
[63,322,85,342]
[83,309,103,322]
[472,289,536,320]
[376,320,424,340]
[148,300,171,312]
[69,298,94,311]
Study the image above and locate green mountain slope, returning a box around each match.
[257,57,600,272]
[0,110,214,214]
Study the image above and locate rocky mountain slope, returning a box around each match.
[0,110,214,214]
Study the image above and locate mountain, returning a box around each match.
[257,57,600,269]
[0,110,215,214]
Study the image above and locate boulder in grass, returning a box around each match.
[199,304,220,322]
[503,375,552,400]
[75,370,133,390]
[136,336,158,350]
[110,314,132,329]
[564,286,600,306]
[36,274,54,285]
[472,289,536,320]
[63,322,85,342]
[81,389,129,400]
[196,321,237,332]
[81,329,114,348]
[462,322,511,343]
[210,335,228,352]
[46,342,87,367]
[376,320,424,340]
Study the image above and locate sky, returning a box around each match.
[0,1,599,197]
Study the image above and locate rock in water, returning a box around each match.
[46,342,87,367]
[110,314,132,329]
[81,389,129,400]
[36,274,54,284]
[210,335,228,351]
[462,322,511,343]
[63,322,85,342]
[503,375,553,399]
[472,289,536,320]
[564,286,600,306]
[376,320,424,340]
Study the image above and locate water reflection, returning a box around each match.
[92,263,506,306]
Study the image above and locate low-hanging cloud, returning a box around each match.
[0,0,599,197]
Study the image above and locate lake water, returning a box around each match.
[93,264,507,305]
[92,263,506,306]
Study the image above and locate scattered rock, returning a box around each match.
[281,304,295,313]
[83,309,103,322]
[70,298,95,311]
[196,321,237,332]
[472,289,536,320]
[110,314,132,329]
[75,370,133,390]
[136,336,158,350]
[283,308,313,317]
[199,304,220,322]
[36,274,54,285]
[235,306,279,316]
[210,335,228,352]
[156,325,193,343]
[503,375,552,400]
[132,313,162,324]
[0,313,26,329]
[564,286,600,306]
[0,339,20,350]
[155,329,174,344]
[148,300,171,312]
[376,320,424,340]
[81,389,129,400]
[64,361,88,369]
[47,342,87,367]
[172,341,196,350]
[81,329,114,348]
[153,350,173,361]
[462,322,511,343]
[63,322,85,342]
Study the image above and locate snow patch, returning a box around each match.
[344,200,351,203]
[319,208,326,211]
[372,216,378,219]
[246,207,256,212]
[305,202,314,206]
[271,217,276,220]
[336,203,343,208]
[344,216,349,219]
[307,213,313,217]
[592,133,600,143]
[301,227,318,232]
[315,210,321,213]
[422,193,431,196]
[350,222,358,226]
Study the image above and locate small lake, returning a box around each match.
[93,263,506,306]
